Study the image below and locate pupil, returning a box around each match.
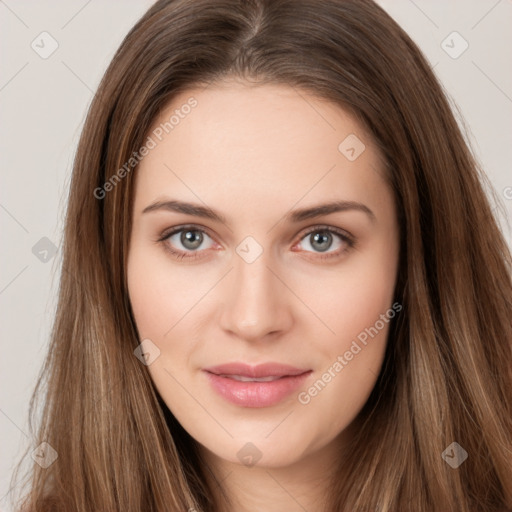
[182,230,202,249]
[311,231,331,252]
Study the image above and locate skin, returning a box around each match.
[127,78,400,512]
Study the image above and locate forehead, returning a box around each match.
[134,80,390,218]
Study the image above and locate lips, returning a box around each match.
[203,362,312,408]
[204,362,310,379]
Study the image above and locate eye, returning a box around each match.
[294,226,355,260]
[157,224,355,261]
[158,225,217,260]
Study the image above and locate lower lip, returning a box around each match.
[204,371,312,408]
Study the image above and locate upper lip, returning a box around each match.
[203,362,310,378]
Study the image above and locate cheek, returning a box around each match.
[302,276,397,432]
[295,242,397,412]
[304,240,398,352]
[127,246,206,340]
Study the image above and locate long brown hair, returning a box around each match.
[10,0,512,510]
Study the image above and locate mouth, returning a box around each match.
[216,374,287,382]
[204,362,310,378]
[203,362,312,408]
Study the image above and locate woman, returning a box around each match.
[11,0,512,511]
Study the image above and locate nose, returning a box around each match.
[218,251,293,342]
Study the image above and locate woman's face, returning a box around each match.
[127,79,400,468]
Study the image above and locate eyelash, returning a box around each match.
[157,224,356,262]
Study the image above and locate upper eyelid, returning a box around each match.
[160,223,215,242]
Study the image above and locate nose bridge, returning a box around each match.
[219,246,291,340]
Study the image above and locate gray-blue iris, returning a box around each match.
[310,231,332,252]
[181,230,203,250]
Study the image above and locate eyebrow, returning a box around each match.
[142,199,376,224]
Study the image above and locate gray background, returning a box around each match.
[1,1,511,509]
